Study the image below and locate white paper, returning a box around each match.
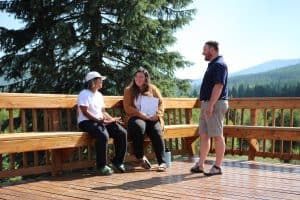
[140,96,159,117]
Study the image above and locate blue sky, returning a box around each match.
[173,0,300,79]
[1,0,300,80]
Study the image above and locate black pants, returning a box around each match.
[128,116,166,165]
[78,120,127,168]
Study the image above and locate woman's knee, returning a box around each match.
[151,124,163,137]
[128,118,146,133]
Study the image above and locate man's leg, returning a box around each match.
[214,135,225,167]
[198,133,210,169]
[204,135,224,176]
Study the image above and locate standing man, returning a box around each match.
[191,41,229,176]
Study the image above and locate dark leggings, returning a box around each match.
[78,120,127,168]
[128,116,166,164]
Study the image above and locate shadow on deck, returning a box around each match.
[0,158,299,200]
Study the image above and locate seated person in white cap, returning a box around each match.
[77,71,127,175]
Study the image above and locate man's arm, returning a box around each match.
[206,83,223,117]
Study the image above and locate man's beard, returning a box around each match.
[205,53,212,61]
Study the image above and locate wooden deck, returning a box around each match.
[0,158,299,200]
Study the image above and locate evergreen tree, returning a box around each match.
[230,85,237,98]
[0,0,195,95]
[237,84,245,97]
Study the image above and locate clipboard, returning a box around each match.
[140,96,159,117]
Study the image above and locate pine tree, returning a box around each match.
[0,0,195,95]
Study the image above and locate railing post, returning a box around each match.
[248,109,259,160]
[50,109,63,176]
[0,155,2,172]
[184,108,197,157]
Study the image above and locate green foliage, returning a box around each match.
[228,64,300,97]
[229,64,300,86]
[0,109,6,131]
[0,109,21,132]
[0,0,195,96]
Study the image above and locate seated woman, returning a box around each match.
[123,67,167,172]
[77,71,127,175]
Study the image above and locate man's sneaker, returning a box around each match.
[157,163,167,172]
[112,162,126,173]
[190,163,204,173]
[98,165,113,175]
[204,165,222,176]
[138,156,151,169]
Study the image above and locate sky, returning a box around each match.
[173,0,300,79]
[1,0,300,80]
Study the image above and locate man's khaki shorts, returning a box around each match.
[199,100,229,137]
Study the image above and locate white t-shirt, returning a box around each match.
[77,89,105,123]
[134,94,142,111]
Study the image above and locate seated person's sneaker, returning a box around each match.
[138,156,151,169]
[112,162,126,173]
[204,165,222,176]
[190,163,204,173]
[157,163,167,172]
[98,165,113,175]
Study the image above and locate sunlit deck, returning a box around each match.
[1,158,299,200]
[1,95,299,199]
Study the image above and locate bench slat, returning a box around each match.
[0,125,199,154]
[0,133,92,154]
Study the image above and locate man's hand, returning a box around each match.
[205,104,214,118]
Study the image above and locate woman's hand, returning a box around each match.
[139,112,150,121]
[149,115,159,122]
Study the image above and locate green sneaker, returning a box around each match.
[112,162,126,173]
[98,165,113,175]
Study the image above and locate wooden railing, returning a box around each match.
[224,98,300,160]
[0,93,299,179]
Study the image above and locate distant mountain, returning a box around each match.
[228,63,300,86]
[230,58,300,76]
[190,58,300,87]
[191,78,202,86]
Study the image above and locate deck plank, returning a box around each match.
[1,158,299,200]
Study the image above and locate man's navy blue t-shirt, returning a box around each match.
[199,56,228,101]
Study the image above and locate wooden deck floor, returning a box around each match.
[0,158,299,200]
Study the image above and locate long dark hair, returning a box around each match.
[130,67,151,98]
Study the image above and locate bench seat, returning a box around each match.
[0,124,200,155]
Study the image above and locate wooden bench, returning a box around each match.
[1,93,299,179]
[0,93,199,178]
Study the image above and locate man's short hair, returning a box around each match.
[205,41,219,52]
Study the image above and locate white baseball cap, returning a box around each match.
[85,71,107,82]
